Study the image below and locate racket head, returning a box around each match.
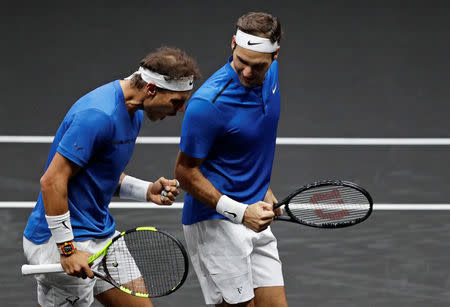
[97,227,189,298]
[275,180,373,228]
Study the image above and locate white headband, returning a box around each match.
[235,29,278,53]
[126,66,194,91]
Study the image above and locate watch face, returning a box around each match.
[62,243,74,254]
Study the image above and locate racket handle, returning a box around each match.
[21,263,64,275]
[273,202,285,210]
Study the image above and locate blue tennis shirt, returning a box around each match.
[180,57,280,225]
[24,80,143,243]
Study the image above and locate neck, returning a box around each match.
[119,80,146,115]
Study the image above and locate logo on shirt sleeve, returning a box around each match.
[74,143,84,151]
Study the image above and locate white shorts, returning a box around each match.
[23,231,140,307]
[183,219,284,305]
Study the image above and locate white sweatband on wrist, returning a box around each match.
[119,175,151,202]
[216,195,247,224]
[45,211,74,244]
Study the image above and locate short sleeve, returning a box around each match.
[57,109,113,166]
[179,97,224,159]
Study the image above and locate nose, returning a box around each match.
[173,103,186,114]
[168,106,183,116]
[178,104,186,112]
[242,66,253,78]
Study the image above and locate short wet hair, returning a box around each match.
[236,12,282,44]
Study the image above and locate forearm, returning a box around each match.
[41,173,70,216]
[42,173,93,276]
[40,171,76,245]
[175,163,222,209]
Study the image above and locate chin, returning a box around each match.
[240,79,252,87]
[146,112,160,121]
[240,78,260,88]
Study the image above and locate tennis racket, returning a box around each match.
[21,227,189,298]
[273,180,373,228]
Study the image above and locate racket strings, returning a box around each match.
[104,230,186,297]
[288,186,370,226]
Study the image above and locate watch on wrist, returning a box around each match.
[58,241,76,256]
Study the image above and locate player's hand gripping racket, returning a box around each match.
[274,180,373,228]
[21,227,189,298]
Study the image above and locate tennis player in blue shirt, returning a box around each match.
[175,12,288,307]
[23,47,200,307]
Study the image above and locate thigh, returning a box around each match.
[95,287,154,307]
[254,286,288,307]
[214,287,287,307]
[215,300,255,307]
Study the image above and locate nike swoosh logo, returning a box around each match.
[272,84,277,94]
[62,221,71,230]
[224,211,237,218]
[66,296,80,305]
[247,41,262,46]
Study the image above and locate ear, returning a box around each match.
[146,83,157,97]
[231,36,237,51]
[273,46,281,60]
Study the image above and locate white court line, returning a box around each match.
[0,136,450,145]
[0,202,183,209]
[1,202,450,210]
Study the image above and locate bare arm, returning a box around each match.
[41,153,79,215]
[174,150,274,232]
[113,173,127,197]
[40,152,93,279]
[174,151,222,208]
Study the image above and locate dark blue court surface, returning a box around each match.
[1,1,449,306]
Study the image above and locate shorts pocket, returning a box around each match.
[210,270,254,304]
[205,255,254,304]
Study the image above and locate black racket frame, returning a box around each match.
[273,180,373,228]
[100,227,189,298]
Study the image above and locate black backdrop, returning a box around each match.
[1,1,450,306]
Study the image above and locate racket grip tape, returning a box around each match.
[21,263,64,275]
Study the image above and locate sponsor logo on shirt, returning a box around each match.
[112,138,136,145]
